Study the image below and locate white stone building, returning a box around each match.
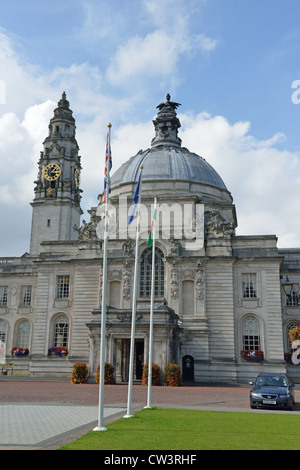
[0,93,299,383]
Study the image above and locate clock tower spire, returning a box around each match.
[30,92,83,255]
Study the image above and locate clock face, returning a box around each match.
[74,168,81,187]
[44,163,61,181]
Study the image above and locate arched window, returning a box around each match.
[287,321,300,351]
[54,315,69,348]
[140,247,164,298]
[242,316,260,351]
[16,320,31,349]
[0,319,6,343]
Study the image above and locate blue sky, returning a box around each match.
[1,0,300,255]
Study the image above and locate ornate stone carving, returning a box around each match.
[204,210,235,238]
[109,269,122,281]
[195,261,205,300]
[122,241,134,257]
[167,240,181,257]
[170,261,179,299]
[122,260,131,300]
[78,209,101,242]
[182,268,195,280]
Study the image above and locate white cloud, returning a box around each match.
[107,0,216,86]
[180,112,300,247]
[107,31,179,85]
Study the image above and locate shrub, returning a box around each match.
[71,362,89,384]
[164,363,182,387]
[142,363,161,386]
[95,362,115,384]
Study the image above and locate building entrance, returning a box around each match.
[182,355,194,382]
[114,338,144,382]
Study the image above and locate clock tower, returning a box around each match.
[30,92,83,255]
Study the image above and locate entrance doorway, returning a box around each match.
[182,355,194,382]
[135,340,144,380]
[114,338,144,382]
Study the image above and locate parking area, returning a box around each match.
[1,378,300,449]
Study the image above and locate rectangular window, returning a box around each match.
[286,285,299,307]
[21,286,32,306]
[56,275,70,299]
[242,274,257,298]
[0,286,8,306]
[243,335,260,351]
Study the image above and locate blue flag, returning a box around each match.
[128,171,142,225]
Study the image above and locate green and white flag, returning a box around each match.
[147,197,157,248]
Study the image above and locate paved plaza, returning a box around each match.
[1,378,300,450]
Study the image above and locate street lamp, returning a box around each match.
[282,276,294,298]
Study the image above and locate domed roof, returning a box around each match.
[111,146,227,190]
[111,94,227,191]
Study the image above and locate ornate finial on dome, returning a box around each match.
[156,93,181,111]
[151,93,182,147]
[58,91,70,109]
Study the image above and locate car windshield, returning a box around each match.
[256,376,287,387]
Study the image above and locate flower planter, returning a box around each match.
[164,363,182,386]
[95,362,115,384]
[241,350,264,363]
[11,347,29,358]
[71,362,88,384]
[142,363,161,386]
[48,346,68,358]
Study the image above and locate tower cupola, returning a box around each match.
[29,93,83,255]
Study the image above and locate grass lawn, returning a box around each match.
[58,407,300,450]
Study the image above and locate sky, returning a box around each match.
[1,0,300,256]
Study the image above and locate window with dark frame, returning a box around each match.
[21,285,32,306]
[242,316,260,351]
[54,315,69,348]
[139,247,164,298]
[0,286,8,306]
[242,273,257,298]
[56,275,70,299]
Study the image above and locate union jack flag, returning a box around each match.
[103,125,112,202]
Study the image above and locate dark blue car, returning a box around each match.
[249,373,295,410]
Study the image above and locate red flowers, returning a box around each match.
[11,347,29,357]
[241,350,264,362]
[48,346,68,357]
[288,325,300,343]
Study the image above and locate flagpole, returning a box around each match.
[93,123,112,432]
[145,196,157,409]
[124,166,143,418]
